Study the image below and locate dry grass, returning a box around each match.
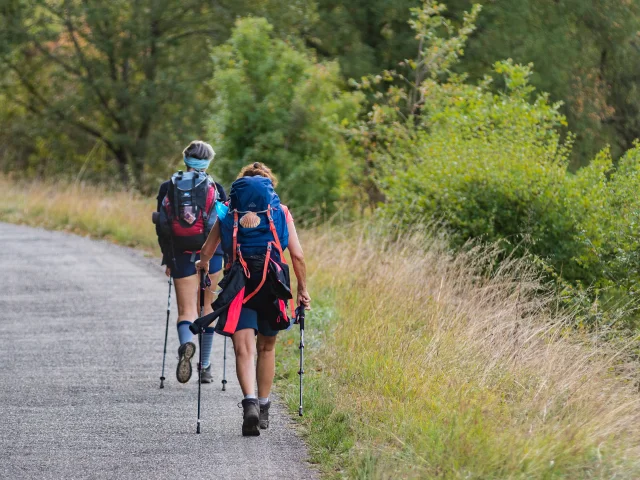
[298,224,640,478]
[0,175,159,251]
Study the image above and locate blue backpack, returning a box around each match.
[220,176,289,262]
[191,176,294,334]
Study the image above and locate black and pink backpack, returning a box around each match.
[161,170,218,252]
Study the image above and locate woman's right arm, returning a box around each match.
[195,220,221,274]
[287,221,311,309]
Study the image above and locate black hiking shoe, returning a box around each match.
[200,364,213,384]
[176,342,196,384]
[241,399,260,437]
[259,400,271,429]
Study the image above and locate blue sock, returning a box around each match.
[201,327,215,368]
[177,321,194,345]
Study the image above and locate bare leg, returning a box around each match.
[257,333,277,398]
[202,270,220,316]
[173,274,199,323]
[232,329,257,396]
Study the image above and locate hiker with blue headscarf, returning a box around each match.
[154,140,227,385]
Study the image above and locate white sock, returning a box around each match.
[259,397,269,405]
[244,394,257,400]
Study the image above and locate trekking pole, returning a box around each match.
[159,277,172,389]
[196,272,206,434]
[296,305,306,416]
[221,337,228,391]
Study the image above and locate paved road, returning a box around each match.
[0,223,316,480]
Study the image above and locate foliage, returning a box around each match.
[3,0,640,187]
[0,0,317,186]
[448,0,640,166]
[310,0,640,167]
[569,144,640,295]
[207,18,362,215]
[307,0,420,80]
[371,60,582,274]
[353,0,640,329]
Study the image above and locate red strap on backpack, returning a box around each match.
[243,243,272,304]
[267,205,286,264]
[236,244,250,278]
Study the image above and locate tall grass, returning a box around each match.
[3,177,640,478]
[285,225,640,478]
[0,175,158,251]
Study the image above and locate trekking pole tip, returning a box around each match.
[298,406,303,416]
[159,376,165,389]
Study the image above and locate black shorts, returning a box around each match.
[233,308,280,337]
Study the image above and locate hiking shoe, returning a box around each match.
[176,342,196,384]
[259,400,271,429]
[241,399,260,437]
[200,364,213,384]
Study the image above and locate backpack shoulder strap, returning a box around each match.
[232,210,239,263]
[267,205,285,262]
[171,173,181,218]
[202,178,215,219]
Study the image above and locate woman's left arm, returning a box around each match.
[287,221,311,309]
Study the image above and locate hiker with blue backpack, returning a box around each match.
[154,140,227,385]
[192,162,311,436]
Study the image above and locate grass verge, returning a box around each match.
[280,225,640,478]
[3,176,640,478]
[0,175,159,251]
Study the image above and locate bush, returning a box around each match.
[352,0,640,329]
[375,63,589,280]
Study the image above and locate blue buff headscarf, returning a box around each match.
[184,156,211,170]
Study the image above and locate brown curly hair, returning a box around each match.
[237,162,278,187]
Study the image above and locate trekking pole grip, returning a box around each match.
[296,304,306,329]
[199,271,207,309]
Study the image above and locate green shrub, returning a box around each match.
[374,62,592,281]
[353,0,640,329]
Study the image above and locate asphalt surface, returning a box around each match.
[0,222,317,480]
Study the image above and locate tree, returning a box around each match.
[0,0,317,183]
[308,0,420,80]
[309,0,640,167]
[444,0,640,166]
[207,17,362,215]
